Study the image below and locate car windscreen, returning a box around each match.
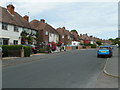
[100,47,109,49]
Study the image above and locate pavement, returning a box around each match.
[103,47,119,78]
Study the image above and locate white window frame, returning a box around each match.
[45,31,49,35]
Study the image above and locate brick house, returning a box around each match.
[56,27,73,45]
[71,31,79,41]
[30,19,59,44]
[0,4,38,45]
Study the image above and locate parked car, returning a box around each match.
[97,46,112,58]
[24,44,38,54]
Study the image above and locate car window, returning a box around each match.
[100,47,108,49]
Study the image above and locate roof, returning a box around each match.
[0,6,37,30]
[99,45,112,47]
[30,20,59,35]
[56,27,68,36]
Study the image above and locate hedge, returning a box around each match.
[83,44,97,48]
[2,45,31,57]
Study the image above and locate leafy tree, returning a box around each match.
[71,29,78,34]
[27,36,34,44]
[109,38,120,46]
[96,41,102,46]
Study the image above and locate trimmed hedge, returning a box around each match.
[83,44,97,48]
[2,45,31,57]
[91,44,97,48]
[22,46,31,57]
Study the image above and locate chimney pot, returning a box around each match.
[7,4,15,15]
[23,15,29,22]
[40,19,45,23]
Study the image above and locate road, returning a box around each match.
[2,49,107,88]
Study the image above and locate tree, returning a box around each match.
[96,41,102,46]
[71,29,78,34]
[109,38,120,46]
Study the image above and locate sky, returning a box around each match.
[0,0,119,39]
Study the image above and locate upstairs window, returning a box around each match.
[14,26,19,32]
[2,23,8,30]
[13,40,18,45]
[45,31,48,35]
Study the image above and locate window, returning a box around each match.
[14,26,19,32]
[2,23,8,30]
[68,36,70,39]
[31,30,37,36]
[62,35,64,39]
[45,31,48,35]
[3,39,9,45]
[13,40,18,45]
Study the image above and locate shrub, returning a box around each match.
[38,48,49,53]
[22,46,31,57]
[91,44,97,48]
[2,45,31,57]
[83,46,86,48]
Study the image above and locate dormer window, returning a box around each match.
[14,26,19,32]
[2,23,8,30]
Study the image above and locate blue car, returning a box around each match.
[97,46,112,58]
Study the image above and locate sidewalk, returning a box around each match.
[95,47,119,88]
[103,47,119,78]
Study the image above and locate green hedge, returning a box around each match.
[22,46,31,57]
[2,45,31,57]
[83,44,97,48]
[91,44,97,48]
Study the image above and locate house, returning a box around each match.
[71,31,79,41]
[30,19,59,44]
[56,27,73,45]
[0,4,38,45]
[71,41,80,46]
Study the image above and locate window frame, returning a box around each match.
[14,26,19,32]
[2,23,8,30]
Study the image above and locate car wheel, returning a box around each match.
[97,55,100,58]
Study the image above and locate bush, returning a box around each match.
[38,48,49,53]
[22,46,31,57]
[83,44,97,48]
[83,46,86,48]
[91,44,97,48]
[2,45,31,57]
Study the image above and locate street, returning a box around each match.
[2,49,107,88]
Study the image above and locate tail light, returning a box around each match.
[108,47,110,50]
[32,47,35,49]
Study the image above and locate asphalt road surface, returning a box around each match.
[2,49,107,88]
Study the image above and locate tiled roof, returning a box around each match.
[30,20,59,35]
[56,27,70,36]
[0,6,36,30]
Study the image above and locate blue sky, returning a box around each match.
[0,0,118,39]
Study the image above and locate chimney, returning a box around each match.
[63,27,65,29]
[7,4,15,15]
[40,19,45,23]
[23,15,29,22]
